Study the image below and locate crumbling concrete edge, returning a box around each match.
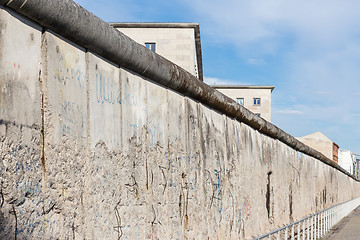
[0,0,357,181]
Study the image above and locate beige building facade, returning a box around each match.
[111,23,203,81]
[296,131,338,162]
[212,85,274,122]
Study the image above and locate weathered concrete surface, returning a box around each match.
[41,31,88,239]
[0,0,355,179]
[1,3,360,240]
[0,7,43,240]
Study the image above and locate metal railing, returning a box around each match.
[254,197,360,240]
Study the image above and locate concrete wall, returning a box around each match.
[1,5,360,240]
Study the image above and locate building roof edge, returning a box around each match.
[109,22,199,29]
[212,85,275,92]
[110,22,203,81]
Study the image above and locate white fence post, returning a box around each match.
[253,197,360,240]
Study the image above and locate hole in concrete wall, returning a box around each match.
[266,171,272,219]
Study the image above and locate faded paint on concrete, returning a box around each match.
[43,31,87,143]
[120,70,147,153]
[88,52,121,150]
[1,5,360,240]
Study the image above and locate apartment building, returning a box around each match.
[296,131,339,163]
[111,22,203,81]
[212,85,274,122]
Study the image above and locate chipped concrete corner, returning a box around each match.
[1,2,360,240]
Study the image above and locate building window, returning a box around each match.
[236,98,244,105]
[145,42,156,52]
[255,113,261,117]
[253,98,261,105]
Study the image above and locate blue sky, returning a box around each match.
[74,0,360,154]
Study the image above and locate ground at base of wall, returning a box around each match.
[321,206,360,240]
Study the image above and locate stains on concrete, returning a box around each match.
[40,91,46,176]
[289,184,293,222]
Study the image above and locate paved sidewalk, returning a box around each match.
[322,206,360,240]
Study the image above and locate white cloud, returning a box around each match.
[204,77,231,85]
[314,91,333,96]
[192,1,360,152]
[186,0,360,51]
[248,58,265,65]
[185,0,360,149]
[204,77,250,85]
[275,109,303,115]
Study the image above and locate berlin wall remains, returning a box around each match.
[1,2,360,240]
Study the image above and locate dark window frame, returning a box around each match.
[145,42,156,52]
[253,98,261,106]
[236,98,244,105]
